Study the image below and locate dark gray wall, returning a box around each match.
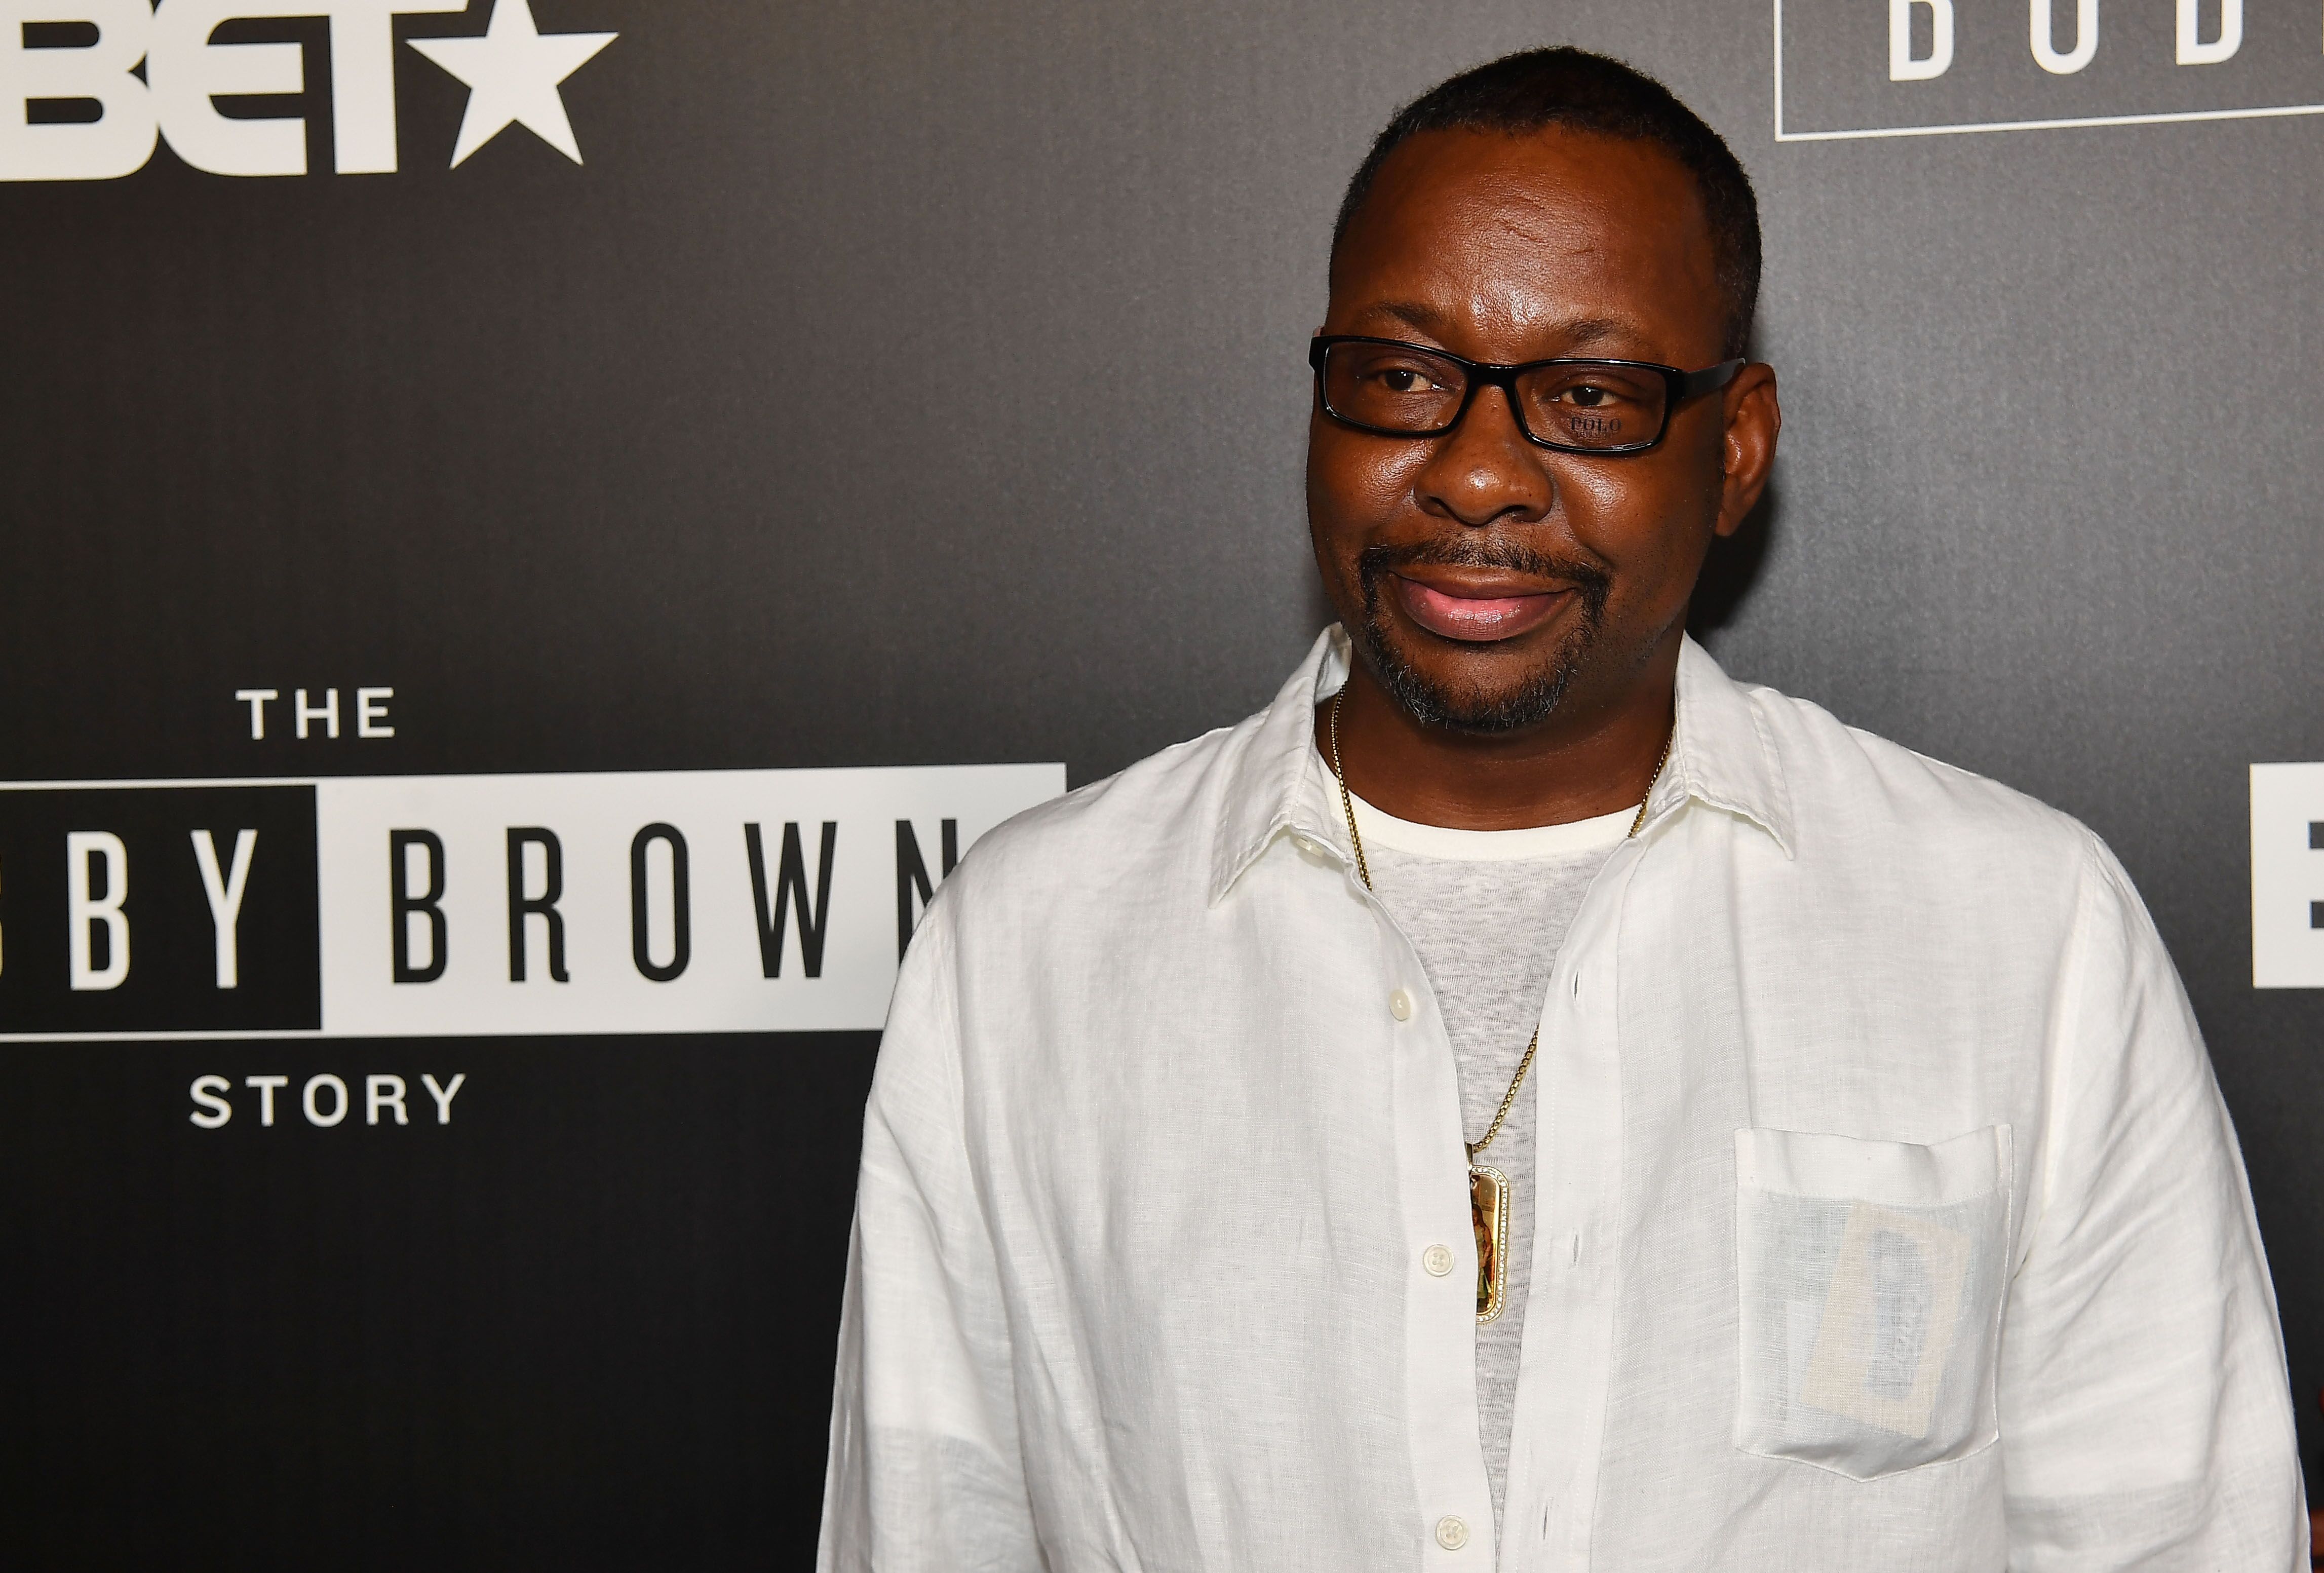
[5,2,2319,1562]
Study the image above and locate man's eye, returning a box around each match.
[1376,368,1437,393]
[1567,384,1612,407]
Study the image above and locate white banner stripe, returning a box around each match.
[0,764,1064,1040]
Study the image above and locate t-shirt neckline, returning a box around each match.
[1343,789,1637,862]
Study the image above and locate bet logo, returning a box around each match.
[0,0,614,181]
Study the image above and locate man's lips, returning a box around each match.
[1392,573,1572,643]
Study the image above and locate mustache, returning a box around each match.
[1356,537,1613,606]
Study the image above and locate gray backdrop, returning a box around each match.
[4,2,2319,1563]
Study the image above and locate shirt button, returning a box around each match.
[1389,988,1414,1021]
[1422,1244,1453,1277]
[1292,833,1325,856]
[1435,1515,1469,1550]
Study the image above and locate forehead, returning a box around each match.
[1331,127,1722,362]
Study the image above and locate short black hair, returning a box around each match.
[1332,47,1762,359]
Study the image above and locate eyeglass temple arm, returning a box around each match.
[1677,358,1747,400]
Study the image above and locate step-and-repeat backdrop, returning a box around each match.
[6,2,2321,1563]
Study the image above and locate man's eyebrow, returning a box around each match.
[1529,317,1630,352]
[1363,303,1636,355]
[1366,300,1461,338]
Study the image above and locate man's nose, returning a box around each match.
[1416,385,1554,527]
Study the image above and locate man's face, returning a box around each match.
[1308,127,1774,734]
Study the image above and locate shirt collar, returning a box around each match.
[1207,626,1795,904]
[1655,633,1796,858]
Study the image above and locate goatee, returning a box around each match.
[1351,538,1611,734]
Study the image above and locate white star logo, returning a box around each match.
[409,0,617,169]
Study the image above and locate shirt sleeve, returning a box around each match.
[818,901,1043,1573]
[1999,831,2306,1569]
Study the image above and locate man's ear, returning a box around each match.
[1715,364,1781,539]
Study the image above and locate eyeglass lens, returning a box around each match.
[1321,341,1672,451]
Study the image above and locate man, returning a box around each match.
[820,48,2302,1570]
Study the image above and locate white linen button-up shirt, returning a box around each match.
[819,629,2302,1572]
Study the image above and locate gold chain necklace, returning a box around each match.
[1327,688,1672,1322]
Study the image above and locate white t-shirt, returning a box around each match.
[1346,789,1634,1531]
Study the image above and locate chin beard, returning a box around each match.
[1351,538,1612,734]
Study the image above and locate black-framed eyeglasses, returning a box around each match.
[1309,335,1743,455]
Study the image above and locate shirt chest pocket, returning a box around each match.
[1731,1124,2013,1481]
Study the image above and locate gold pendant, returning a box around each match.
[1469,1164,1508,1323]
